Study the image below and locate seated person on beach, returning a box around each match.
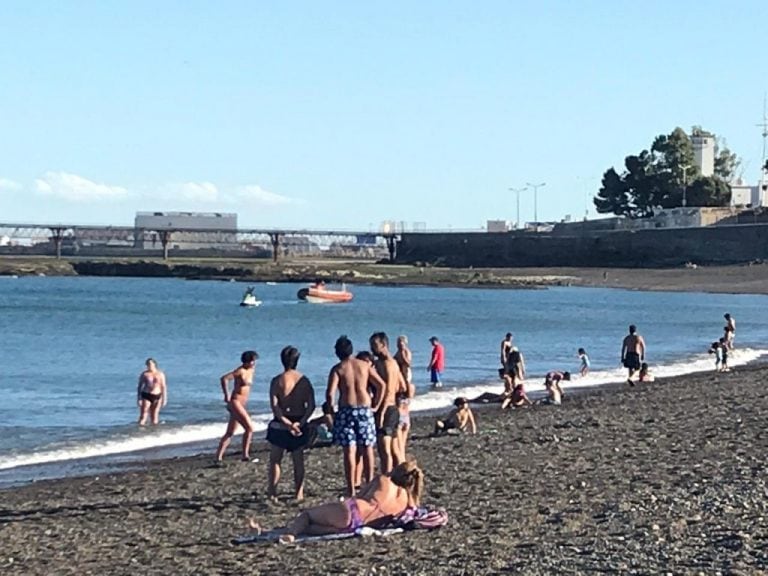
[501,381,532,410]
[307,401,335,446]
[266,346,316,501]
[248,460,424,544]
[638,362,655,382]
[541,371,570,405]
[433,397,476,435]
[470,368,512,405]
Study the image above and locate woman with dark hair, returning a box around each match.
[248,460,425,544]
[266,346,316,502]
[215,350,258,463]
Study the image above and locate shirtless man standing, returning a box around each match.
[137,358,167,426]
[370,332,407,474]
[621,325,646,386]
[215,350,258,463]
[393,335,415,465]
[500,333,513,371]
[326,335,386,497]
[266,346,316,502]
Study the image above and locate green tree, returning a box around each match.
[714,139,740,182]
[685,176,732,207]
[593,126,736,217]
[594,167,630,216]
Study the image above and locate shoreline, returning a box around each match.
[4,255,768,294]
[2,350,764,490]
[3,363,768,574]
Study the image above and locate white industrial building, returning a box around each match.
[134,211,238,250]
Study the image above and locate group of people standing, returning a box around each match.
[202,333,427,501]
[709,313,736,372]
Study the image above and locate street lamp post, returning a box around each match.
[681,166,689,208]
[508,187,527,229]
[526,182,546,225]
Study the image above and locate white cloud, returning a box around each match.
[161,182,219,202]
[0,178,22,192]
[34,171,127,202]
[234,185,294,206]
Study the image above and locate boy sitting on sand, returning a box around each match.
[433,397,476,436]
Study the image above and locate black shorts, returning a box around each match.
[140,391,161,403]
[266,424,309,452]
[623,353,641,371]
[377,405,400,437]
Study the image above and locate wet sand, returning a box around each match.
[4,255,768,294]
[2,365,768,575]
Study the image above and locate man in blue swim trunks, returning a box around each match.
[326,335,386,497]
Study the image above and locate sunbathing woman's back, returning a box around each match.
[353,475,410,523]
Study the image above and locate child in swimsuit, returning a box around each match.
[638,362,655,382]
[577,348,590,377]
[718,337,730,372]
[433,397,476,435]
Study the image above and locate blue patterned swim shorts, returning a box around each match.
[332,405,376,447]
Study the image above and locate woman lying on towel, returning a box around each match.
[248,460,424,543]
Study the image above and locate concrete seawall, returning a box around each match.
[396,224,768,268]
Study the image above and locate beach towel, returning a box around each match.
[393,506,449,530]
[232,526,404,545]
[233,506,448,545]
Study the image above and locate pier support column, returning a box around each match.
[385,234,398,263]
[49,226,66,259]
[158,230,172,261]
[269,233,282,263]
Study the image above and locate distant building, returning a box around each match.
[730,179,754,207]
[691,131,715,177]
[753,180,768,208]
[486,220,511,232]
[134,211,238,250]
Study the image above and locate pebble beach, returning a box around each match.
[2,363,767,575]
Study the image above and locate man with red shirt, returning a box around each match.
[428,336,445,388]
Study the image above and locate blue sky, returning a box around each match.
[0,1,766,230]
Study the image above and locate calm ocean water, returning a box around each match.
[1,276,766,484]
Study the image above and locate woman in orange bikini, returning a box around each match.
[215,350,258,463]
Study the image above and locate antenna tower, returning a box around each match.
[759,94,768,177]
